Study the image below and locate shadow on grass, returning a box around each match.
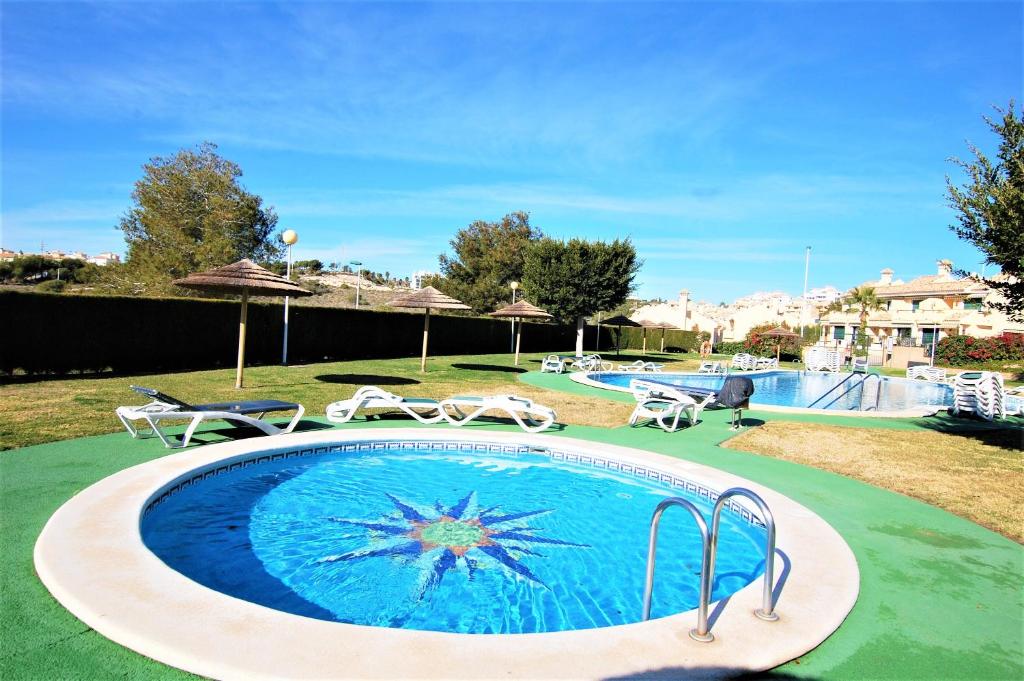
[603,668,817,680]
[183,419,333,446]
[915,412,1024,449]
[450,363,526,374]
[315,374,420,386]
[441,418,567,432]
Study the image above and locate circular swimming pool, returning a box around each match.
[576,369,956,414]
[141,441,767,633]
[35,429,859,679]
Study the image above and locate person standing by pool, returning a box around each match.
[700,339,712,359]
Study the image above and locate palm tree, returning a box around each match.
[844,286,884,354]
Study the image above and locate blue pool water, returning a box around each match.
[141,441,767,634]
[593,370,955,411]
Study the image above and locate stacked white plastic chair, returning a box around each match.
[730,353,757,371]
[805,347,841,373]
[951,371,1006,421]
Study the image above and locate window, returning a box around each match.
[911,300,921,311]
[964,299,983,311]
[834,327,845,340]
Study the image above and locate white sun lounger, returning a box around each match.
[617,360,665,372]
[540,354,567,374]
[698,361,723,374]
[573,354,613,371]
[116,386,305,449]
[439,395,557,433]
[628,379,716,432]
[325,386,444,424]
[906,365,947,382]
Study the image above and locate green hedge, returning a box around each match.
[598,326,703,353]
[713,341,746,355]
[0,291,582,376]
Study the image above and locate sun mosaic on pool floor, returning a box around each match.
[321,491,589,592]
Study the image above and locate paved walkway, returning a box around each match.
[1,375,1021,680]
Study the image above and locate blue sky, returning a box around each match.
[2,1,1020,303]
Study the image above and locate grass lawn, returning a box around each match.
[0,350,692,450]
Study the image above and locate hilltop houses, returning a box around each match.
[0,249,121,265]
[820,260,1023,350]
[631,289,819,343]
[628,260,1020,351]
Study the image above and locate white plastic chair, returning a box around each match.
[697,361,723,374]
[628,379,716,432]
[325,386,444,424]
[541,354,567,374]
[951,371,1006,421]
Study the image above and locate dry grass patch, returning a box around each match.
[724,422,1024,542]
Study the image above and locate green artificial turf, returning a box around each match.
[1,367,1022,679]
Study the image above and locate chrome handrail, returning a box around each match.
[857,373,882,411]
[641,497,715,642]
[709,488,778,622]
[806,371,858,408]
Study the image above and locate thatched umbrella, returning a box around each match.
[761,326,801,363]
[489,300,553,365]
[638,319,661,354]
[388,286,471,372]
[654,321,680,352]
[173,258,312,389]
[602,314,642,355]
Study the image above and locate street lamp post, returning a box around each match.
[509,281,519,353]
[282,229,299,365]
[350,260,363,307]
[799,245,811,337]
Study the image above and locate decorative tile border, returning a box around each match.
[141,439,767,530]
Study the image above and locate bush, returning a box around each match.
[714,341,746,355]
[741,322,803,361]
[35,279,66,293]
[935,333,1024,365]
[0,291,582,376]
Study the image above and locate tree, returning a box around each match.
[522,238,640,355]
[293,259,324,274]
[110,142,281,295]
[947,102,1024,321]
[433,211,543,313]
[844,286,883,354]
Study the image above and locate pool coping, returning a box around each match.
[569,369,947,418]
[34,428,859,680]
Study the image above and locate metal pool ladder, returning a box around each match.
[641,488,778,643]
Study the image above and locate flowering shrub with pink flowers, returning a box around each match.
[935,333,1024,365]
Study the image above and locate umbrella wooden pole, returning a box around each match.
[660,329,666,353]
[514,318,522,365]
[642,329,647,354]
[236,290,249,389]
[776,343,781,363]
[420,308,430,373]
